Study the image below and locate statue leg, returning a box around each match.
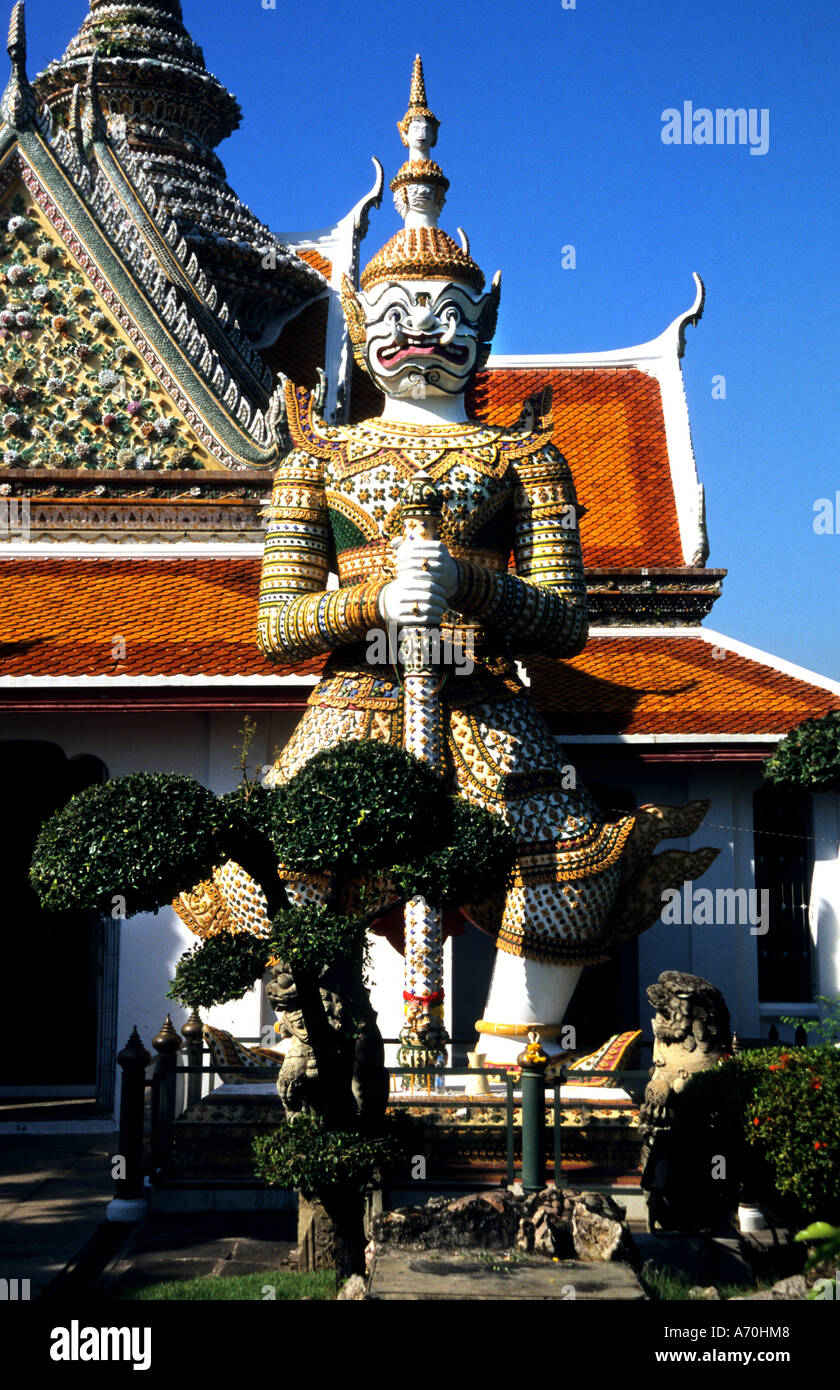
[447,698,626,1063]
[476,955,583,1065]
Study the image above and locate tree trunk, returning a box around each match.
[297,1191,367,1279]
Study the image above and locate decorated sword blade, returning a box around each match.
[396,471,449,1077]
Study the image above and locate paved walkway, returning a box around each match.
[98,1213,298,1298]
[0,1132,118,1298]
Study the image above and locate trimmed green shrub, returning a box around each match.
[267,904,367,974]
[764,711,840,792]
[272,740,451,873]
[252,1112,413,1197]
[393,795,516,905]
[214,780,282,849]
[168,930,270,1011]
[30,772,218,916]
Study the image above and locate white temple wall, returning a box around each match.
[564,749,767,1041]
[3,710,838,1122]
[0,708,301,1118]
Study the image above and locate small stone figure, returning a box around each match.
[639,970,736,1233]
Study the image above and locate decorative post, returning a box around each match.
[150,1014,182,1176]
[396,471,449,1084]
[517,1030,549,1195]
[553,1068,566,1192]
[181,1009,204,1108]
[106,1026,150,1223]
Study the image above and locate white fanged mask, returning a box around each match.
[356,277,499,400]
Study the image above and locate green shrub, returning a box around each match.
[393,796,516,905]
[780,994,840,1046]
[214,780,284,848]
[168,931,269,1010]
[679,1047,840,1223]
[272,741,451,873]
[764,711,840,792]
[253,1112,411,1198]
[267,904,367,974]
[746,1046,840,1222]
[794,1221,840,1270]
[30,773,218,916]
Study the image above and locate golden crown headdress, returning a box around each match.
[356,55,485,296]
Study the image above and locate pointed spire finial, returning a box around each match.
[82,48,107,148]
[1,1,36,129]
[409,54,426,107]
[392,54,448,231]
[6,0,24,61]
[397,51,439,152]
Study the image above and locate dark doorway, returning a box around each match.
[0,741,107,1092]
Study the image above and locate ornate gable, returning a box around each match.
[0,178,213,472]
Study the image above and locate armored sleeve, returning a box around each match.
[448,441,588,657]
[257,449,386,662]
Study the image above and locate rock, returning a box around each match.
[729,1275,808,1302]
[570,1192,638,1264]
[532,1206,573,1258]
[371,1186,630,1264]
[523,1185,563,1218]
[769,1275,808,1299]
[337,1274,368,1300]
[689,1285,720,1300]
[370,1190,521,1253]
[516,1217,533,1254]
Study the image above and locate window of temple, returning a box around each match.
[753,783,814,1003]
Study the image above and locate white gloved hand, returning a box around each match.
[379,536,459,626]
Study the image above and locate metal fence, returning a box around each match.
[111,1017,793,1210]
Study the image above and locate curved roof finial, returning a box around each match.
[1,2,37,130]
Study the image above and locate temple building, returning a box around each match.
[1,1,838,1123]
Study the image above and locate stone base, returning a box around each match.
[367,1251,646,1300]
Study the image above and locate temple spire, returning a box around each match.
[1,2,37,130]
[392,54,448,231]
[30,0,322,336]
[409,53,426,107]
[398,54,439,154]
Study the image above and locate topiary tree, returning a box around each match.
[29,739,516,1275]
[764,710,840,792]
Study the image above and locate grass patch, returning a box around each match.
[116,1268,336,1301]
[640,1263,761,1302]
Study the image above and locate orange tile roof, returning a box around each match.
[0,559,836,738]
[469,368,684,569]
[295,247,333,280]
[0,556,318,679]
[530,637,840,736]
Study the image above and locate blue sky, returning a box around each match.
[24,0,840,680]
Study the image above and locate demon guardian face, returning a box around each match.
[343,274,500,401]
